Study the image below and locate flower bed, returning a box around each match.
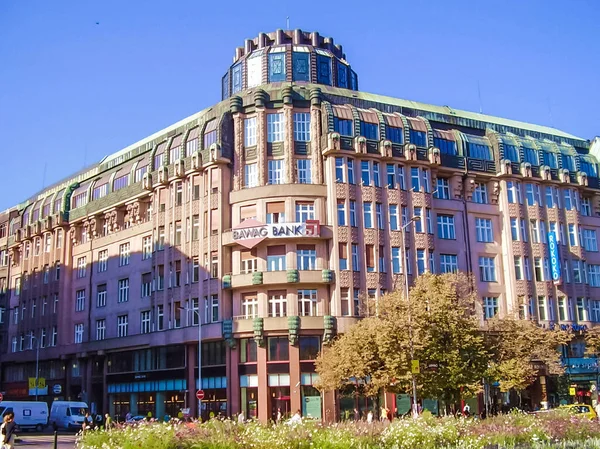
[76,411,600,449]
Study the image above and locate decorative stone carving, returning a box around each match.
[540,165,552,181]
[82,220,92,240]
[500,159,513,175]
[491,181,501,204]
[354,136,367,154]
[288,316,300,345]
[520,162,532,178]
[209,143,220,162]
[428,146,441,165]
[465,177,476,202]
[578,171,588,187]
[404,143,417,161]
[142,173,152,190]
[323,132,341,155]
[69,225,78,244]
[174,159,185,178]
[452,175,463,199]
[379,139,392,158]
[157,166,168,184]
[560,169,570,183]
[323,315,336,345]
[89,216,98,238]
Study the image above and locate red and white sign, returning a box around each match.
[196,389,205,400]
[233,218,320,249]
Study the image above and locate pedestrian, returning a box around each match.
[276,408,282,423]
[367,410,373,424]
[2,412,16,449]
[125,411,132,422]
[595,401,600,421]
[380,406,388,422]
[104,413,113,430]
[83,412,93,433]
[237,411,245,424]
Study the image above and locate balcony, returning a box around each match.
[227,270,326,288]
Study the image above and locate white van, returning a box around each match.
[0,401,49,431]
[50,401,89,430]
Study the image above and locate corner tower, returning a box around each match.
[221,29,359,99]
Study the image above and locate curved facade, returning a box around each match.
[0,30,600,420]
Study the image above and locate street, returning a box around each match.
[14,433,77,449]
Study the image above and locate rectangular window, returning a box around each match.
[267,113,285,142]
[333,118,353,136]
[352,244,359,271]
[244,117,257,147]
[475,218,493,243]
[437,215,456,239]
[96,320,106,341]
[582,197,592,216]
[142,235,152,259]
[360,121,379,140]
[337,200,346,226]
[510,218,519,241]
[564,189,573,211]
[521,219,528,242]
[119,242,130,266]
[118,278,129,303]
[349,201,357,227]
[440,254,458,273]
[295,202,315,222]
[410,207,421,232]
[92,183,108,200]
[376,203,383,229]
[576,298,586,322]
[436,178,450,199]
[534,257,543,281]
[335,157,345,183]
[141,311,151,334]
[479,257,496,282]
[389,205,399,231]
[241,293,259,319]
[74,324,84,344]
[373,162,381,187]
[96,249,107,272]
[297,245,316,270]
[473,183,488,204]
[411,167,420,192]
[514,257,523,280]
[245,163,258,188]
[77,257,87,278]
[297,159,312,184]
[117,315,128,338]
[417,249,426,275]
[266,246,286,272]
[268,159,284,185]
[96,284,107,307]
[506,181,522,204]
[391,247,402,274]
[75,289,85,312]
[366,245,375,272]
[363,202,373,228]
[268,336,289,361]
[268,291,287,318]
[361,161,371,186]
[347,159,355,184]
[293,112,311,141]
[483,297,498,319]
[569,224,578,246]
[339,243,348,270]
[298,289,318,316]
[588,264,600,287]
[538,297,547,320]
[583,229,598,252]
[530,220,539,243]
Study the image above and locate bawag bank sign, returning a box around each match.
[233,218,320,249]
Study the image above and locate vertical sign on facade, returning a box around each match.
[548,232,562,285]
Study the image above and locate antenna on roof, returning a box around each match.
[477,81,483,114]
[286,16,290,29]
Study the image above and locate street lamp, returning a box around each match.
[400,216,420,418]
[29,334,40,401]
[179,305,202,418]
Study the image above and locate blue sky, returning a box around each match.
[1,0,598,211]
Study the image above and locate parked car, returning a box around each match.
[0,401,49,431]
[49,401,89,430]
[559,404,597,420]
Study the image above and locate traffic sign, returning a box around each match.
[53,384,62,394]
[0,392,3,402]
[411,360,420,374]
[196,389,205,400]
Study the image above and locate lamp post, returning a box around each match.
[400,216,420,418]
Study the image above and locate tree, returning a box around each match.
[485,317,571,394]
[315,272,489,407]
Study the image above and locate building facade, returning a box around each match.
[1,29,600,421]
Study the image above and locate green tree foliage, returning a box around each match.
[316,272,488,404]
[315,272,570,403]
[485,318,571,393]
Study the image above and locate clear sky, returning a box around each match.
[1,0,599,211]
